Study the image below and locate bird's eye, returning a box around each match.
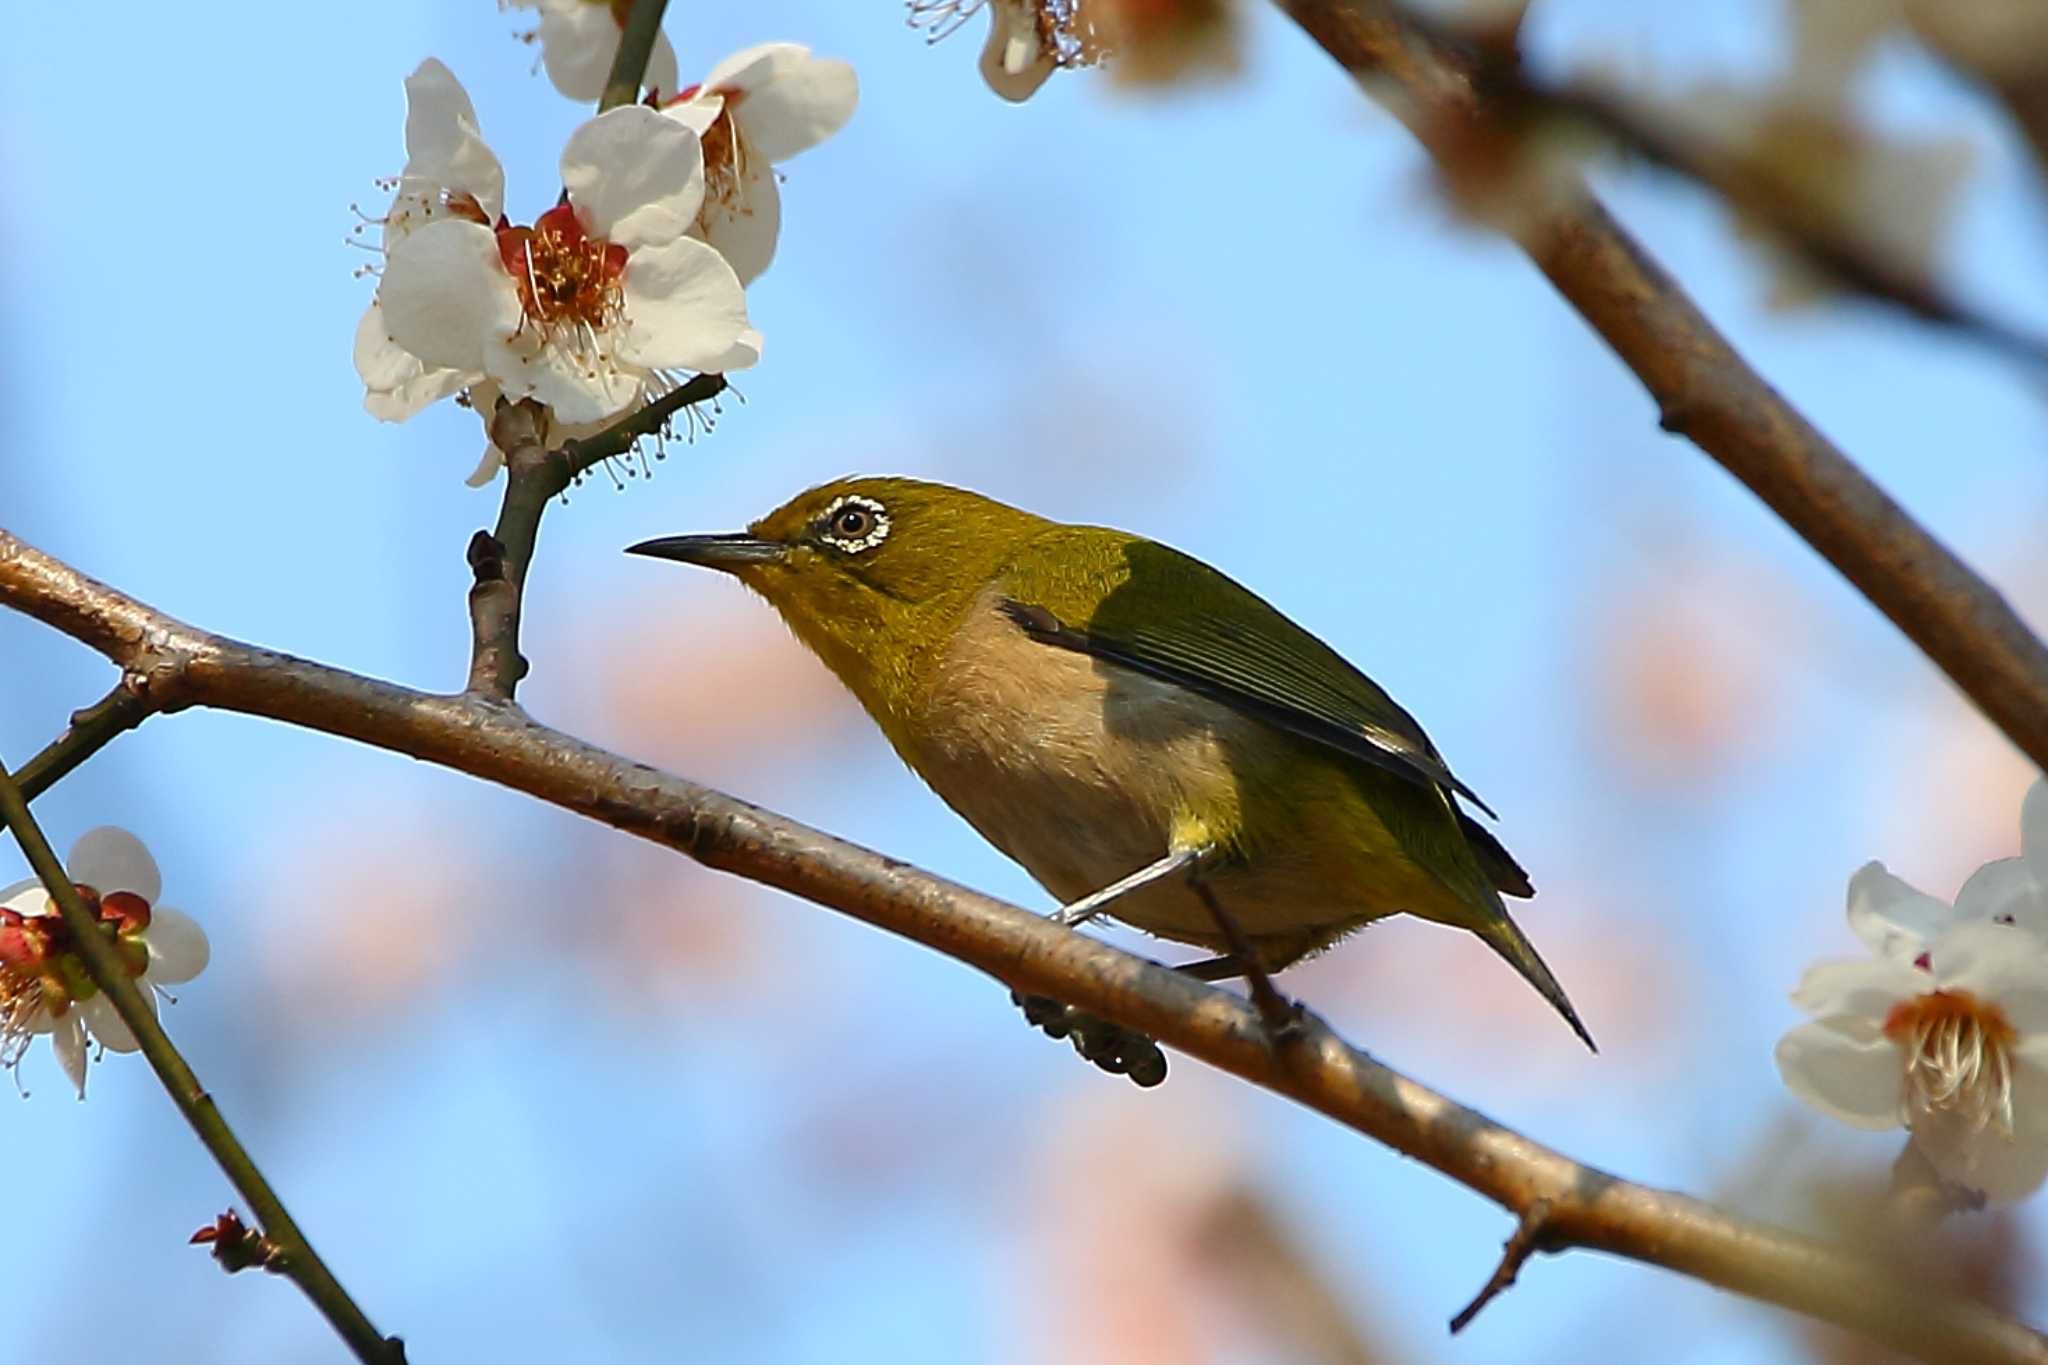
[817,496,891,553]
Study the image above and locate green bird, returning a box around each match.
[628,477,1591,1059]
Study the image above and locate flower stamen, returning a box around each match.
[1886,989,2020,1136]
[494,203,629,346]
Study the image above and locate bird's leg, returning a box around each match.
[1051,845,1208,928]
[1186,875,1306,1046]
[1012,845,1224,1086]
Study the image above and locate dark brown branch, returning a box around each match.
[15,681,153,803]
[1450,1198,1557,1333]
[1273,0,2048,781]
[3,530,2043,1365]
[465,399,552,699]
[597,0,671,111]
[1386,3,2048,370]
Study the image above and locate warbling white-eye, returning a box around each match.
[628,477,1591,1067]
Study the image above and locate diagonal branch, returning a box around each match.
[0,754,403,1364]
[2,529,2043,1365]
[1271,0,2048,780]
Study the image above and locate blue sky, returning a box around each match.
[5,2,2047,1362]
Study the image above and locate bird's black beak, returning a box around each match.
[625,533,788,570]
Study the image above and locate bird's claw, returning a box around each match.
[1010,991,1168,1087]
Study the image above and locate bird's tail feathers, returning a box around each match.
[1478,914,1595,1052]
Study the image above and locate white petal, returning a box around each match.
[466,444,507,487]
[980,0,1056,102]
[733,52,858,164]
[144,907,209,986]
[0,879,44,916]
[67,827,159,903]
[662,94,722,139]
[1911,1110,2048,1202]
[1788,957,1921,1020]
[1845,861,1954,958]
[538,5,628,102]
[644,30,681,102]
[81,990,151,1054]
[615,236,752,373]
[355,301,476,421]
[53,1017,87,1098]
[710,327,763,372]
[695,154,781,285]
[701,42,807,97]
[1930,920,2046,987]
[2023,780,2048,884]
[1954,857,2048,934]
[401,59,505,219]
[1918,925,2048,1040]
[380,221,521,374]
[1775,1020,1906,1130]
[2012,1037,2048,1141]
[482,329,641,426]
[562,106,705,250]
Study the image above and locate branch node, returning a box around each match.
[466,531,507,584]
[1450,1198,1560,1334]
[191,1208,289,1276]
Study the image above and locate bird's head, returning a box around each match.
[627,477,1051,711]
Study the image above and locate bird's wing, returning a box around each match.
[996,550,1500,820]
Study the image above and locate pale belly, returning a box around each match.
[911,600,1414,958]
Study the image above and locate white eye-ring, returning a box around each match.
[818,495,891,553]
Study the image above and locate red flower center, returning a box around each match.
[494,203,628,341]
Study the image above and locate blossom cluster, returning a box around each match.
[1778,782,2048,1201]
[356,11,856,482]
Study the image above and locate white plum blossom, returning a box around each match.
[1,828,209,1099]
[1776,781,2048,1200]
[354,59,505,422]
[509,0,681,102]
[372,86,757,428]
[660,43,858,285]
[907,0,1059,102]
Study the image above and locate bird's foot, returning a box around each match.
[1011,991,1168,1087]
[1185,881,1309,1049]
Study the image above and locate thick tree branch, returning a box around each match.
[1,530,2042,1365]
[1273,0,2048,779]
[15,681,152,803]
[0,755,403,1364]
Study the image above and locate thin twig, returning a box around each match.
[0,753,403,1364]
[15,682,153,803]
[1389,3,2048,370]
[557,372,728,480]
[1450,1198,1556,1333]
[1271,0,2048,782]
[2,532,2042,1365]
[598,0,672,111]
